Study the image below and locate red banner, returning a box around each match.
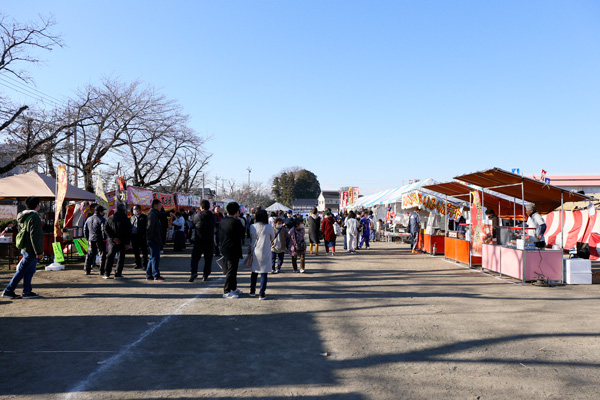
[153,192,175,210]
[471,191,484,257]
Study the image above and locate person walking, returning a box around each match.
[219,202,246,298]
[288,219,307,273]
[308,208,321,255]
[189,200,215,282]
[2,197,44,299]
[345,211,359,254]
[409,210,420,253]
[130,205,148,270]
[104,203,132,279]
[213,205,224,256]
[359,212,371,249]
[249,209,275,299]
[146,199,165,281]
[84,205,107,275]
[270,217,288,273]
[321,211,337,255]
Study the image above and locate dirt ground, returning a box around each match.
[1,239,599,400]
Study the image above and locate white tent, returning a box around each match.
[266,202,292,212]
[0,171,96,201]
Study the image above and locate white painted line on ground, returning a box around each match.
[62,283,218,400]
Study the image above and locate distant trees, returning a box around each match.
[0,13,211,192]
[272,168,321,206]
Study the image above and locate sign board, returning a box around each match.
[127,186,153,206]
[0,205,18,220]
[401,191,463,221]
[471,191,484,257]
[52,242,65,263]
[73,239,85,256]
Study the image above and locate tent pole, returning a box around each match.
[521,181,525,237]
[560,192,564,250]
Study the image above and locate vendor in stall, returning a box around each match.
[485,209,499,239]
[525,204,547,248]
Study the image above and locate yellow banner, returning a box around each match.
[54,165,68,237]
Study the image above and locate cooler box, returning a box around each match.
[564,259,592,285]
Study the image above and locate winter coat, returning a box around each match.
[271,225,289,253]
[250,222,275,273]
[409,211,420,234]
[192,210,215,248]
[17,210,44,255]
[130,213,147,238]
[104,210,132,245]
[345,217,358,237]
[147,208,163,246]
[321,216,336,241]
[218,216,245,260]
[308,214,321,244]
[84,213,106,242]
[288,226,306,257]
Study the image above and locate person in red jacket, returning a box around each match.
[321,211,337,255]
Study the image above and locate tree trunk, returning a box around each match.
[45,154,56,178]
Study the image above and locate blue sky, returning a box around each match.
[2,1,599,195]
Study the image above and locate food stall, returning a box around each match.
[423,180,526,268]
[453,168,591,282]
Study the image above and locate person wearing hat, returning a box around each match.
[83,205,107,275]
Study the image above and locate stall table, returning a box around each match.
[445,236,481,266]
[482,243,563,282]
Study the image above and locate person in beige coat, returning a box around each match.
[249,209,275,299]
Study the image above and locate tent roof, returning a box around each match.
[423,181,526,219]
[453,168,591,214]
[0,171,96,201]
[265,202,292,212]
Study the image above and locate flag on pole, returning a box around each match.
[95,171,109,209]
[54,165,68,237]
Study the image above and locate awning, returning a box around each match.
[0,171,96,201]
[453,168,591,214]
[423,181,526,219]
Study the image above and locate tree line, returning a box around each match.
[0,14,211,194]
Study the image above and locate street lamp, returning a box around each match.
[247,166,252,187]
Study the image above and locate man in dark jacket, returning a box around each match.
[213,205,224,256]
[189,200,215,282]
[146,199,165,281]
[219,202,246,298]
[104,203,132,279]
[130,205,148,270]
[3,197,44,299]
[83,205,107,275]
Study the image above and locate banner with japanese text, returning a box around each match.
[54,165,68,237]
[471,191,484,257]
[339,191,349,209]
[127,186,153,206]
[153,192,175,210]
[401,191,463,221]
[175,193,190,208]
[352,187,359,205]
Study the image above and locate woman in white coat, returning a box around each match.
[249,209,275,300]
[345,211,359,254]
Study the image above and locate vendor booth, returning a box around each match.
[449,168,591,282]
[424,181,528,267]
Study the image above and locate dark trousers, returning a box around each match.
[191,244,214,278]
[85,240,106,274]
[105,241,126,277]
[214,230,221,256]
[131,234,148,269]
[250,272,268,296]
[271,252,284,271]
[223,257,238,293]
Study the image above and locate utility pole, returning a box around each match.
[247,166,252,187]
[215,176,219,199]
[72,123,78,187]
[202,173,205,199]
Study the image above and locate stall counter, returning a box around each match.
[445,236,482,266]
[482,243,563,282]
[423,234,445,255]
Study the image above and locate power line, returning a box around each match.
[0,75,68,108]
[0,74,66,105]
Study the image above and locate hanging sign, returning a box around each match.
[127,186,153,206]
[401,191,463,220]
[73,239,85,256]
[153,193,175,210]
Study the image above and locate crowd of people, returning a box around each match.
[1,197,389,301]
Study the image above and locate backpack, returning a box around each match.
[15,214,34,250]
